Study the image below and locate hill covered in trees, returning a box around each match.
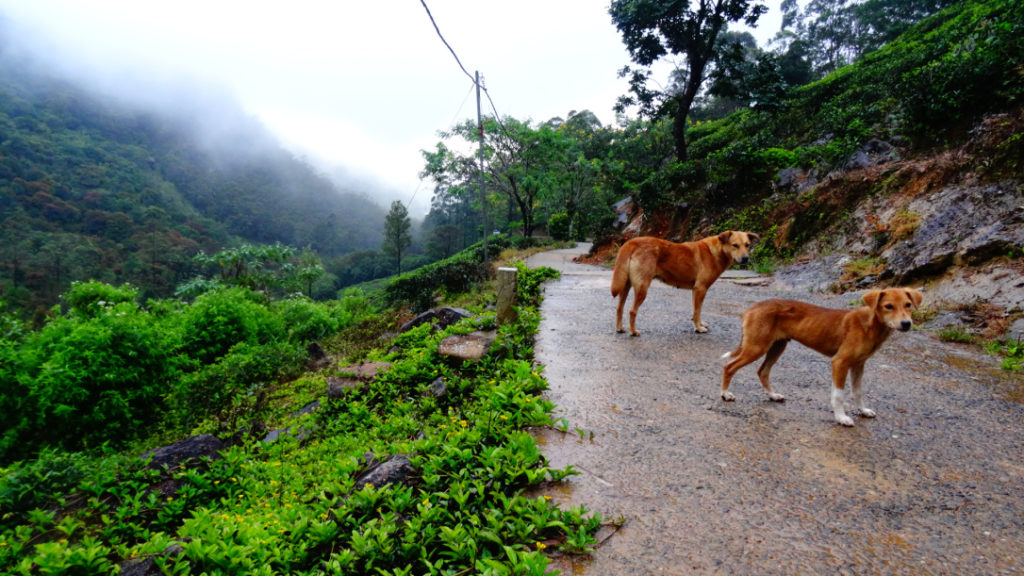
[0,44,387,317]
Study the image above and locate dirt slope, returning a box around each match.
[529,244,1023,576]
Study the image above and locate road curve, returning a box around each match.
[528,243,1024,576]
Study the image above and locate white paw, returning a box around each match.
[836,414,855,427]
[860,408,877,418]
[722,391,736,402]
[695,325,709,334]
[768,392,786,402]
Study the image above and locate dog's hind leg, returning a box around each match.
[721,343,770,401]
[615,283,631,333]
[756,340,788,402]
[849,363,875,418]
[627,283,648,336]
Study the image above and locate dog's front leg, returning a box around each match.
[691,286,709,333]
[849,364,875,418]
[830,360,855,427]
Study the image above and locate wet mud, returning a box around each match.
[528,244,1024,576]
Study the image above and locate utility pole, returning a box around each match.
[476,70,488,262]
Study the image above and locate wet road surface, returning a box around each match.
[528,243,1024,576]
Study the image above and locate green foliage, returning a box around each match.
[19,294,180,455]
[938,327,975,344]
[0,279,375,462]
[986,337,1024,371]
[548,213,571,241]
[0,256,601,575]
[383,201,413,275]
[0,449,123,526]
[515,263,560,306]
[170,340,306,434]
[61,281,138,318]
[178,287,281,364]
[384,236,513,311]
[0,58,386,316]
[273,295,343,343]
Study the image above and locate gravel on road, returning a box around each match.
[528,243,1024,576]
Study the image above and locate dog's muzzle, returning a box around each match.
[898,320,912,332]
[737,255,750,264]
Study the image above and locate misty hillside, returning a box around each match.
[0,47,386,315]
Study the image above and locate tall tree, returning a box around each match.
[609,0,768,161]
[382,201,412,275]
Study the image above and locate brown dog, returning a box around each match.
[720,288,924,426]
[611,231,760,335]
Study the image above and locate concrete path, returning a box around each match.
[528,243,1024,576]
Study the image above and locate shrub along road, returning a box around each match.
[529,243,1023,575]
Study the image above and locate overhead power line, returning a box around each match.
[419,0,475,84]
[418,0,509,138]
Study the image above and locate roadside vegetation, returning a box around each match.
[0,237,608,574]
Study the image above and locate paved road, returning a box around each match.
[528,243,1024,576]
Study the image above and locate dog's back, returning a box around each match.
[738,299,849,357]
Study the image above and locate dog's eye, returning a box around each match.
[905,302,912,308]
[884,304,894,310]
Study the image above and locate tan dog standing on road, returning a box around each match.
[720,288,924,426]
[611,231,761,336]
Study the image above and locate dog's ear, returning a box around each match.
[905,288,923,308]
[746,232,762,243]
[717,231,734,243]
[862,290,882,309]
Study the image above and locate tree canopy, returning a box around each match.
[609,0,768,160]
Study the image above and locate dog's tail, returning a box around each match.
[610,243,633,297]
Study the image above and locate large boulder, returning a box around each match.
[141,434,226,469]
[399,307,472,332]
[883,183,1024,283]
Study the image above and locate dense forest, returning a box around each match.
[0,0,1022,573]
[0,45,387,317]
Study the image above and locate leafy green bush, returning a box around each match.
[62,281,138,318]
[383,236,513,311]
[548,213,571,241]
[170,340,306,434]
[273,295,341,343]
[178,286,282,364]
[21,297,180,454]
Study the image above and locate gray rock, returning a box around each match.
[884,183,1024,283]
[141,434,226,469]
[428,377,448,398]
[438,330,496,361]
[354,454,416,489]
[399,307,472,332]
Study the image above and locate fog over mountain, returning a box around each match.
[0,8,421,215]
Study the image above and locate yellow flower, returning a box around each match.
[536,542,547,550]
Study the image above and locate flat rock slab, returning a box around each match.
[339,361,392,380]
[438,330,496,361]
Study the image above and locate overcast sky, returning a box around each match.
[0,1,782,216]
